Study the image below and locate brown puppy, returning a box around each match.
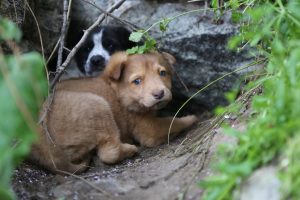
[31,52,197,174]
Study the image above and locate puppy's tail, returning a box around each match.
[29,141,87,175]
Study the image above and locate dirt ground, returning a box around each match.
[12,111,227,200]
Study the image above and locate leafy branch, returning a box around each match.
[127,6,224,54]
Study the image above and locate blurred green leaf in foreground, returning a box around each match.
[0,17,47,200]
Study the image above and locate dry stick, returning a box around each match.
[46,38,60,65]
[159,52,189,92]
[50,0,126,91]
[57,0,69,69]
[12,0,18,23]
[172,64,189,92]
[55,169,113,199]
[81,0,139,31]
[46,0,73,65]
[25,0,48,83]
[38,0,71,143]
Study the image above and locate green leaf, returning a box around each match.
[231,11,243,23]
[159,18,171,32]
[0,18,22,42]
[129,31,144,43]
[126,46,139,55]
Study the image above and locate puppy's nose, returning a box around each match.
[152,90,164,100]
[90,55,105,66]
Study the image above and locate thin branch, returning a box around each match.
[46,38,60,65]
[25,0,48,85]
[38,86,56,144]
[57,0,70,69]
[50,0,126,91]
[81,0,140,31]
[46,0,73,65]
[173,66,189,92]
[55,169,113,199]
[167,58,266,144]
[12,0,18,23]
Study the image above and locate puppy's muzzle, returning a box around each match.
[152,90,164,100]
[90,55,105,69]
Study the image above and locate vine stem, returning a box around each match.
[167,58,266,144]
[141,5,231,35]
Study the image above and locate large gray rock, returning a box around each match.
[72,0,255,110]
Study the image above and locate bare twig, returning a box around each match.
[57,0,70,69]
[50,0,126,91]
[39,0,72,143]
[173,67,189,92]
[46,38,60,64]
[63,46,71,52]
[25,0,48,84]
[46,0,73,65]
[39,86,56,144]
[55,169,113,199]
[12,0,18,23]
[81,0,139,31]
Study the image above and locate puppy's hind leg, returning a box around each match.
[91,98,138,164]
[133,115,198,147]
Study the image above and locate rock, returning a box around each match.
[71,0,254,110]
[1,0,62,56]
[239,166,281,200]
[0,0,28,26]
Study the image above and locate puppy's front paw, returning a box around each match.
[121,143,138,159]
[181,115,198,126]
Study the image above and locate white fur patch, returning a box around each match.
[61,59,85,80]
[84,30,110,75]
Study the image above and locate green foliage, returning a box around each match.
[200,0,300,199]
[280,134,300,199]
[127,7,208,54]
[128,30,144,43]
[159,18,171,32]
[127,32,157,55]
[0,18,47,200]
[127,29,158,55]
[0,17,21,42]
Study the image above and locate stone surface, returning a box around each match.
[239,166,281,200]
[71,0,255,110]
[1,0,62,56]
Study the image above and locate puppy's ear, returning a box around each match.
[104,52,128,81]
[161,52,176,65]
[113,26,136,49]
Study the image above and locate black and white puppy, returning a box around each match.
[55,25,135,79]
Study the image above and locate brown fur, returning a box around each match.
[31,52,198,174]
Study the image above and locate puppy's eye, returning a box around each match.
[133,78,142,85]
[108,44,114,50]
[86,41,93,51]
[159,70,167,77]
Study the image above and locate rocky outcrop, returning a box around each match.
[71,0,254,110]
[2,0,255,110]
[1,0,62,56]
